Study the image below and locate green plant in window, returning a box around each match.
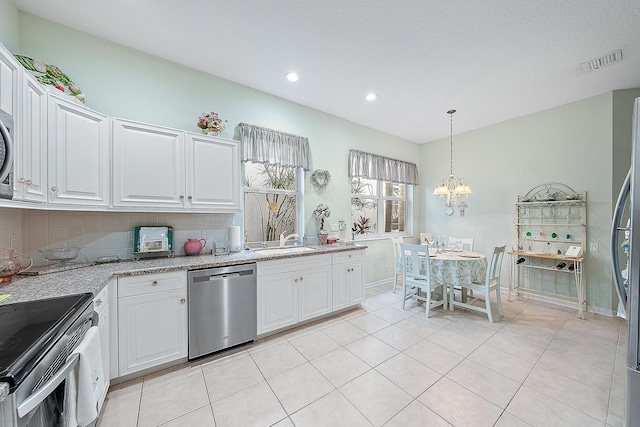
[352,215,372,234]
[245,164,296,241]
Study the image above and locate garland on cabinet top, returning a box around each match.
[13,54,85,103]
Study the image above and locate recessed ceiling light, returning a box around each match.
[285,72,299,82]
[365,93,378,101]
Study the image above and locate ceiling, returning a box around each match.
[12,0,640,144]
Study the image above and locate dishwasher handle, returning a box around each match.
[208,272,240,281]
[192,272,244,283]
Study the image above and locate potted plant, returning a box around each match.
[313,204,331,244]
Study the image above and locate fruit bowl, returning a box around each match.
[38,247,83,264]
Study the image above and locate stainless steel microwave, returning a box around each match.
[0,110,14,200]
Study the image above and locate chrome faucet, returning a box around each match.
[280,233,299,248]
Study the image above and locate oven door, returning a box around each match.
[10,305,97,427]
[0,110,14,199]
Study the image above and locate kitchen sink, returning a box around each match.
[255,246,316,256]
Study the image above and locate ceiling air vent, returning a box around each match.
[582,49,623,71]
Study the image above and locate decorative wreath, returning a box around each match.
[310,170,331,193]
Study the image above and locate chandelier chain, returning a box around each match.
[449,110,454,175]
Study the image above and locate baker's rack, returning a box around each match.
[508,183,587,318]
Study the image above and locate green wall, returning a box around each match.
[0,0,19,52]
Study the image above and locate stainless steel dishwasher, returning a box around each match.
[187,263,257,360]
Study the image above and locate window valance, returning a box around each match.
[349,149,419,185]
[237,122,311,170]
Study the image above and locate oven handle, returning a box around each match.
[16,353,79,418]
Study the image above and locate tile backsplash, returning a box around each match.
[0,208,242,266]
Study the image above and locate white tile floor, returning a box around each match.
[97,283,627,427]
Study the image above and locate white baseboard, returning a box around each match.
[366,278,393,288]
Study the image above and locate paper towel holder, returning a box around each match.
[228,226,242,253]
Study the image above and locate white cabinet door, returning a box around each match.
[299,265,333,321]
[118,288,187,376]
[15,73,47,202]
[332,263,351,311]
[0,43,19,116]
[350,261,365,304]
[47,94,110,206]
[112,119,185,208]
[185,133,241,211]
[257,271,298,335]
[332,250,366,310]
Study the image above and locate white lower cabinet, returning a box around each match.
[333,250,366,310]
[257,254,332,335]
[257,249,366,335]
[257,270,299,333]
[116,271,187,376]
[298,265,333,321]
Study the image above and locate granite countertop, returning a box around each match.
[0,244,366,305]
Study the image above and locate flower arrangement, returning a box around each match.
[313,203,331,232]
[197,111,227,135]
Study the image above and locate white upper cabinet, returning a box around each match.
[112,118,241,212]
[15,73,47,202]
[47,94,110,206]
[112,118,185,209]
[185,132,241,211]
[0,43,18,116]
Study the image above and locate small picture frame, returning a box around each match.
[419,233,432,245]
[565,246,583,257]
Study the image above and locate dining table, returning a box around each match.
[417,248,488,305]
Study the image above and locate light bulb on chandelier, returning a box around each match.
[433,109,472,216]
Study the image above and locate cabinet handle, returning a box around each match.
[152,280,158,286]
[50,186,58,193]
[294,278,299,283]
[300,277,303,282]
[180,298,186,304]
[24,179,32,186]
[179,195,184,200]
[94,298,102,307]
[188,195,192,200]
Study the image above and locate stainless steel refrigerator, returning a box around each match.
[612,96,640,426]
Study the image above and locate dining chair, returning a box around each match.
[401,243,446,317]
[448,244,506,322]
[448,236,475,296]
[448,236,474,251]
[391,237,404,293]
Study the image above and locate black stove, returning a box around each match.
[0,293,93,391]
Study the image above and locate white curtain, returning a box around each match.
[237,122,311,170]
[349,149,419,185]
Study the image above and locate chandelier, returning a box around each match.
[433,109,472,216]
